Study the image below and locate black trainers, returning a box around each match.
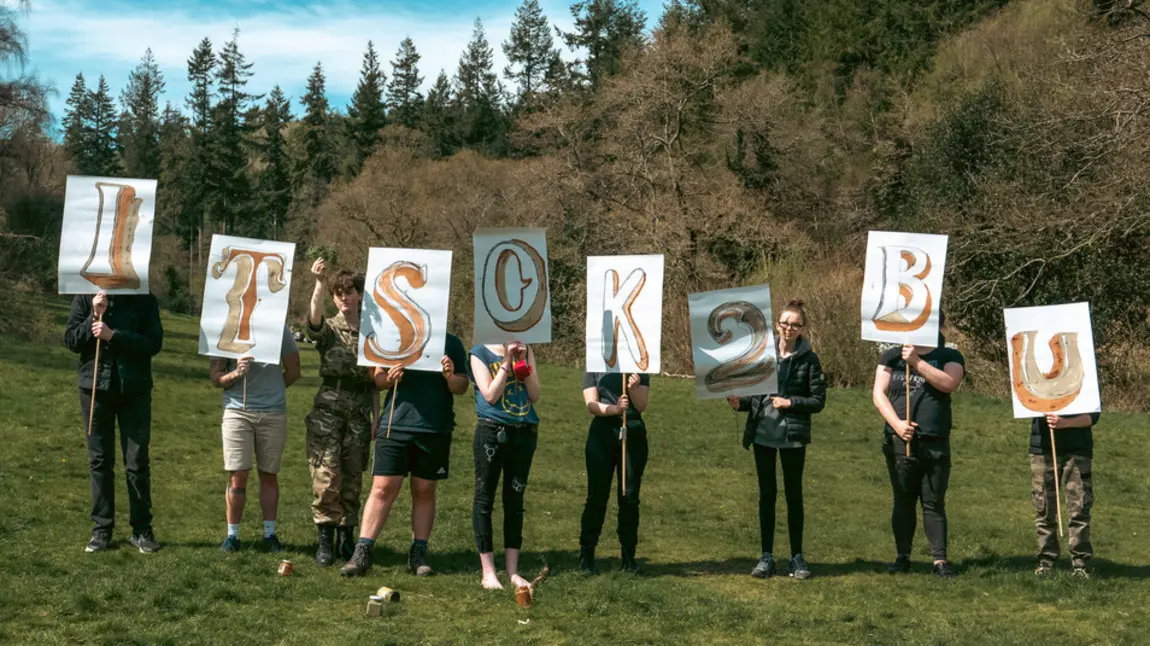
[579,545,599,575]
[751,552,777,578]
[888,554,911,574]
[933,561,957,579]
[336,526,355,561]
[788,554,812,580]
[620,545,641,574]
[1035,560,1054,576]
[340,542,374,577]
[220,536,241,553]
[263,534,283,553]
[315,524,335,567]
[408,542,433,576]
[85,529,112,553]
[129,530,161,554]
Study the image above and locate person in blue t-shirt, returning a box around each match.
[468,339,541,590]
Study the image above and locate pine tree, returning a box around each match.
[562,0,647,89]
[62,73,94,173]
[294,61,335,191]
[422,70,458,158]
[503,0,557,106]
[454,18,507,155]
[386,37,424,129]
[258,85,293,239]
[185,37,216,263]
[345,41,387,175]
[211,28,257,234]
[88,75,122,176]
[118,48,166,179]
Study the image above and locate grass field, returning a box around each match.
[1,297,1148,645]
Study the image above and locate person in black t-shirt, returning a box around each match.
[871,324,965,579]
[1029,411,1100,578]
[339,335,470,578]
[578,371,650,574]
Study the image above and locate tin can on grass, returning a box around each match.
[375,587,400,602]
[277,560,294,576]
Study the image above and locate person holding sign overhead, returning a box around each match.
[578,371,650,574]
[727,300,826,580]
[468,338,542,590]
[304,259,377,567]
[871,313,965,578]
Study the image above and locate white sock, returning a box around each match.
[264,520,276,538]
[227,523,240,538]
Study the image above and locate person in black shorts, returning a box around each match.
[468,339,542,589]
[578,371,650,574]
[871,318,965,578]
[339,334,469,577]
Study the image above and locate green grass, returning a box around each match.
[1,299,1148,645]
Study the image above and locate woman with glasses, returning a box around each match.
[728,300,826,580]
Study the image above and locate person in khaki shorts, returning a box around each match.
[210,326,301,552]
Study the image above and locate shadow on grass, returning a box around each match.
[956,554,1150,579]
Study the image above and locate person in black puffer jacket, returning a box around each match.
[727,300,826,580]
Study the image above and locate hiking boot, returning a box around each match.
[315,524,335,567]
[888,554,911,574]
[263,534,283,553]
[933,561,957,579]
[337,526,356,561]
[220,536,241,553]
[340,542,374,577]
[408,542,433,576]
[579,545,599,575]
[1071,566,1091,580]
[789,554,812,580]
[751,552,777,578]
[620,545,641,574]
[1035,560,1055,576]
[130,530,161,554]
[85,529,112,553]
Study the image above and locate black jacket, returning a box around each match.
[64,294,163,393]
[1030,412,1100,458]
[738,336,827,448]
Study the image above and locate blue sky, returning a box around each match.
[18,0,667,131]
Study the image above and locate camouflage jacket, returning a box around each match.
[306,312,374,385]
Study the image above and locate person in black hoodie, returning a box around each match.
[64,289,164,554]
[727,300,826,580]
[1030,411,1100,578]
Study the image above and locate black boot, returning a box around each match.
[337,526,355,561]
[579,545,599,575]
[620,545,641,574]
[315,524,335,567]
[340,541,374,577]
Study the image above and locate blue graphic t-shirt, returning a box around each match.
[468,345,540,426]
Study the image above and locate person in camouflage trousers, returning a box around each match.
[1029,411,1100,579]
[305,258,378,567]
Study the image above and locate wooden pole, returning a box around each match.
[86,312,104,437]
[621,373,628,498]
[1049,425,1065,538]
[385,381,399,440]
[242,374,248,411]
[905,360,911,458]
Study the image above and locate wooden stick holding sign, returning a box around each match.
[87,311,104,436]
[386,380,399,440]
[621,373,628,497]
[1049,425,1064,538]
[905,360,911,458]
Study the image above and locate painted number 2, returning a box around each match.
[704,301,776,392]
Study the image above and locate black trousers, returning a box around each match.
[884,439,951,560]
[472,420,538,553]
[80,388,153,533]
[579,424,648,548]
[754,444,806,556]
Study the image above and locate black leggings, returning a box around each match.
[754,445,805,556]
[884,441,951,560]
[472,420,538,553]
[579,425,648,548]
